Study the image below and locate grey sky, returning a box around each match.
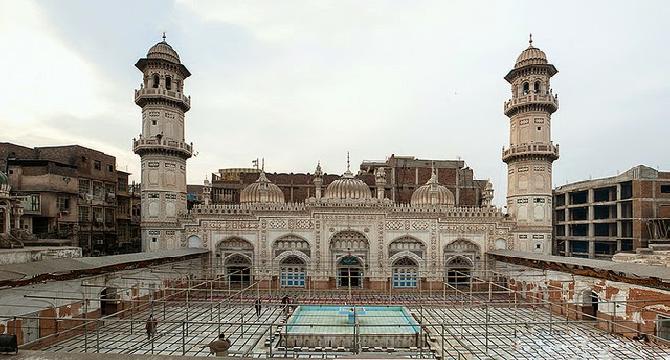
[0,0,668,205]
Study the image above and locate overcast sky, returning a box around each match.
[1,0,668,205]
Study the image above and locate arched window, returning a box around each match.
[175,80,181,92]
[165,76,172,90]
[522,82,530,95]
[152,74,160,88]
[533,81,541,93]
[280,256,306,288]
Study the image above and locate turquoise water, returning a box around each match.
[286,305,419,335]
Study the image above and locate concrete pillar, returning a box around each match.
[588,240,595,259]
[564,239,570,256]
[3,204,10,235]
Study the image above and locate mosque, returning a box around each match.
[132,35,560,290]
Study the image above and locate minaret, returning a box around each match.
[502,35,559,254]
[133,34,192,251]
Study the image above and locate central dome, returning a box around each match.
[147,41,181,64]
[324,169,372,200]
[410,171,455,206]
[240,172,285,204]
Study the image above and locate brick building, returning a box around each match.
[0,143,141,255]
[209,155,489,206]
[553,165,670,259]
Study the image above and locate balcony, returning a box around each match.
[134,87,191,110]
[504,93,558,115]
[502,143,559,162]
[133,137,193,158]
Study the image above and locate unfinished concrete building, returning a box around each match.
[553,165,670,259]
[0,143,141,255]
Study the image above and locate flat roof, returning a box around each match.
[488,250,670,290]
[0,249,208,286]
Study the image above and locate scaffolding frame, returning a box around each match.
[2,263,670,359]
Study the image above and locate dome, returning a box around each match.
[514,36,548,69]
[0,171,8,185]
[410,171,455,206]
[240,172,285,204]
[324,169,372,200]
[147,41,181,63]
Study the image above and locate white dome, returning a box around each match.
[240,172,285,204]
[324,170,372,200]
[410,171,455,206]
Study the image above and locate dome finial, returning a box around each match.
[528,33,533,47]
[346,151,350,172]
[162,32,166,42]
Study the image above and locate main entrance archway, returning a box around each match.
[445,256,473,288]
[337,256,363,288]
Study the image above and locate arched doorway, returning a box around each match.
[100,287,118,317]
[392,257,418,288]
[279,256,306,288]
[445,256,473,288]
[224,254,252,287]
[337,256,363,288]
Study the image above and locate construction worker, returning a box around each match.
[145,315,158,341]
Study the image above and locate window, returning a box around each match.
[93,181,104,200]
[392,267,418,288]
[152,237,158,243]
[280,266,306,287]
[105,208,115,225]
[78,179,90,194]
[93,160,101,171]
[152,120,157,125]
[57,197,70,212]
[28,194,40,211]
[533,81,541,93]
[537,126,542,131]
[658,316,670,340]
[152,74,159,88]
[107,164,114,172]
[92,207,103,224]
[522,82,530,95]
[165,76,172,90]
[79,206,90,222]
[661,185,670,193]
[175,80,180,92]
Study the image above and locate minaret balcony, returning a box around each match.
[504,93,558,115]
[502,143,559,162]
[135,87,191,110]
[133,137,193,158]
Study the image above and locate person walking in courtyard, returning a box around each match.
[281,295,289,317]
[255,297,262,317]
[208,333,231,357]
[145,315,158,341]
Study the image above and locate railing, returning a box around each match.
[133,137,193,156]
[502,142,559,161]
[134,87,191,108]
[504,92,558,113]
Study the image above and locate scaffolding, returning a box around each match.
[1,264,670,359]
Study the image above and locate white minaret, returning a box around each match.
[133,34,192,251]
[503,35,559,254]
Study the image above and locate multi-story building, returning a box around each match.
[553,165,670,259]
[209,155,491,206]
[0,143,142,255]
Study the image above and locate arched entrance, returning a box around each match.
[224,254,252,287]
[445,256,473,288]
[337,256,363,288]
[100,287,118,317]
[392,257,418,288]
[279,256,306,288]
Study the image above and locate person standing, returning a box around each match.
[145,315,158,341]
[208,333,231,357]
[255,298,262,317]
